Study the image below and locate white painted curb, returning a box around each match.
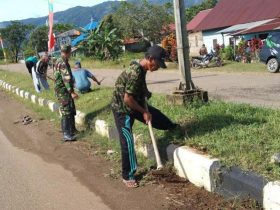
[47,101,59,112]
[38,97,48,107]
[75,110,86,126]
[19,90,25,98]
[24,91,31,100]
[0,80,86,126]
[31,94,38,104]
[95,119,119,139]
[174,146,220,192]
[263,181,280,210]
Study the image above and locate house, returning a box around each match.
[193,0,280,51]
[123,38,151,52]
[55,29,81,51]
[52,19,99,55]
[187,9,212,56]
[71,20,99,47]
[166,9,211,56]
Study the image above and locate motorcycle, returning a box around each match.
[191,50,222,68]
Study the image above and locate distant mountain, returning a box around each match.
[128,0,203,7]
[0,0,203,28]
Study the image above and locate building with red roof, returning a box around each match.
[191,0,280,52]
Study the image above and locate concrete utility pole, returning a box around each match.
[173,0,195,90]
[167,0,208,104]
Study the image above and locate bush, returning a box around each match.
[222,46,234,60]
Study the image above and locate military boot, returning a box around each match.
[61,115,76,141]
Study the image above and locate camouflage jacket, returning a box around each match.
[54,57,74,100]
[112,61,150,114]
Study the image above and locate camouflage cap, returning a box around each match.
[61,44,72,53]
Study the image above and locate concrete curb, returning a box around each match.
[0,79,86,126]
[263,181,280,209]
[174,146,220,192]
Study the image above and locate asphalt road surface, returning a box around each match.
[1,63,280,108]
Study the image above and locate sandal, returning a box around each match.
[122,179,139,188]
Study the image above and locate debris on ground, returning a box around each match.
[14,115,33,125]
[107,150,115,155]
[142,167,262,210]
[271,153,280,164]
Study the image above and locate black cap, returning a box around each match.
[146,45,167,69]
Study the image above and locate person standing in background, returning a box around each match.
[32,54,49,93]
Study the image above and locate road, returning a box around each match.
[0,89,168,210]
[1,63,280,108]
[0,129,110,210]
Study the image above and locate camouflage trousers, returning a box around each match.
[57,94,76,116]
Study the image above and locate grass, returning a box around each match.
[192,60,266,73]
[70,52,144,70]
[1,69,280,180]
[69,54,266,74]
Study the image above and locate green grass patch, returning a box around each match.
[196,60,266,73]
[70,52,144,70]
[1,69,280,180]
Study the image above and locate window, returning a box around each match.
[229,37,234,46]
[213,39,217,48]
[195,36,198,47]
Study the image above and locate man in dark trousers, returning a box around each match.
[54,45,79,141]
[111,45,178,188]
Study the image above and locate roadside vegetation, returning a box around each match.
[1,69,280,180]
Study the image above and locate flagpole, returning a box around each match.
[0,35,7,64]
[48,0,55,73]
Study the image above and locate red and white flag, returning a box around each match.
[48,0,55,52]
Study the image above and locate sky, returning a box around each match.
[0,0,113,22]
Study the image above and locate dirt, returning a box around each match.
[0,89,262,209]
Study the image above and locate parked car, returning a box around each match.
[260,32,280,73]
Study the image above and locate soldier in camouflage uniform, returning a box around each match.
[54,45,79,141]
[112,46,178,188]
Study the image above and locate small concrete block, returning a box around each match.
[15,88,20,95]
[263,181,280,210]
[166,144,180,161]
[75,112,86,126]
[135,141,155,159]
[174,146,220,192]
[95,120,109,138]
[8,84,12,91]
[19,90,25,98]
[24,92,31,100]
[48,101,59,112]
[5,83,9,89]
[108,125,119,140]
[38,98,48,106]
[31,95,38,104]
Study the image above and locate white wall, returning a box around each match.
[202,30,240,51]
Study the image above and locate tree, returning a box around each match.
[29,26,48,54]
[0,21,32,62]
[80,19,123,61]
[186,0,218,22]
[113,0,173,43]
[53,23,74,34]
